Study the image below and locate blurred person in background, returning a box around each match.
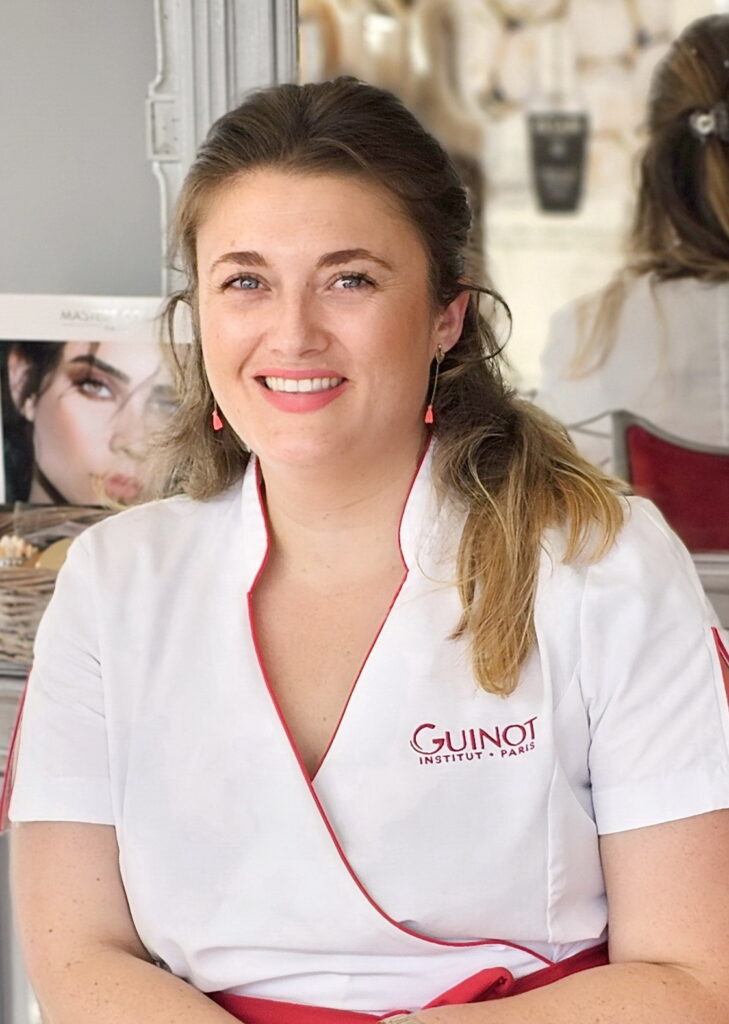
[536,14,729,472]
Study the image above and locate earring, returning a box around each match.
[212,405,224,432]
[424,345,445,425]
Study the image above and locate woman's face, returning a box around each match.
[195,170,468,473]
[13,341,176,504]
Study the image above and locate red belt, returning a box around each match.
[210,942,608,1023]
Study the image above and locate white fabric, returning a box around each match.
[535,275,729,471]
[10,451,729,1013]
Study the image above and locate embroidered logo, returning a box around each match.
[409,717,537,766]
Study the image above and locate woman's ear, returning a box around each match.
[7,349,36,421]
[433,289,470,355]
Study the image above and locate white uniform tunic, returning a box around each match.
[10,450,729,1014]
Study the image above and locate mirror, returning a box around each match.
[297,0,726,390]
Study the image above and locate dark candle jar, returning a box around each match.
[527,109,590,213]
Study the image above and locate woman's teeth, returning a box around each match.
[264,376,343,393]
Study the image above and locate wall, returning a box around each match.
[0,0,162,297]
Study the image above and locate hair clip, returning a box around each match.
[689,109,717,139]
[689,101,729,143]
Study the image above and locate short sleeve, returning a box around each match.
[9,532,114,824]
[580,500,729,834]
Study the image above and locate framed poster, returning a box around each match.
[0,294,181,506]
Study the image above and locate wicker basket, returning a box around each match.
[0,506,112,670]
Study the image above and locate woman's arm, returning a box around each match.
[413,809,729,1023]
[11,821,242,1024]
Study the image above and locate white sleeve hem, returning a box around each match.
[593,764,729,835]
[9,777,114,826]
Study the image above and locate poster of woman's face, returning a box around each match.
[0,295,182,506]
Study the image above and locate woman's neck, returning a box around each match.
[257,440,426,587]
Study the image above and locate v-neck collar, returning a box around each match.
[238,441,443,594]
[230,443,537,959]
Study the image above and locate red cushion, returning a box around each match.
[626,425,729,552]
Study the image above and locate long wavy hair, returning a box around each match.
[573,14,729,375]
[158,76,624,695]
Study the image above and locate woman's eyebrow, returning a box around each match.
[209,248,394,272]
[317,249,394,271]
[67,354,129,385]
[210,250,266,271]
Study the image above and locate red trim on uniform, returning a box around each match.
[246,448,555,958]
[0,672,31,832]
[247,467,408,785]
[310,570,408,780]
[211,992,378,1024]
[506,941,609,995]
[311,442,432,779]
[712,628,729,702]
[248,449,548,956]
[210,942,609,1022]
[250,443,429,783]
[422,965,513,1007]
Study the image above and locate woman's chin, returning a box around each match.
[251,436,357,473]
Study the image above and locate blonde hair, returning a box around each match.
[158,78,625,695]
[572,14,729,377]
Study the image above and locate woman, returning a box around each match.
[2,339,176,504]
[536,14,729,472]
[5,78,729,1024]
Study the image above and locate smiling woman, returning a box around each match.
[195,170,451,471]
[5,77,729,1024]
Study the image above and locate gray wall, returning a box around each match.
[0,1,162,296]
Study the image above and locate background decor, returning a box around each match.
[0,294,176,506]
[297,0,725,386]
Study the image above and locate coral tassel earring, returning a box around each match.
[424,345,444,426]
[212,407,224,432]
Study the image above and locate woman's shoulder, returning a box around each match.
[74,485,244,561]
[541,495,710,613]
[535,496,715,682]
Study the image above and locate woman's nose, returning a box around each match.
[268,289,328,357]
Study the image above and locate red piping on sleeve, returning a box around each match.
[712,628,729,703]
[0,671,31,832]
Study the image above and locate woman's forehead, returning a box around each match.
[194,169,425,268]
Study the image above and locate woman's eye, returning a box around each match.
[335,273,373,290]
[226,274,261,290]
[75,376,114,400]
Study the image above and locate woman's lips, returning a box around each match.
[255,372,347,413]
[104,474,142,502]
